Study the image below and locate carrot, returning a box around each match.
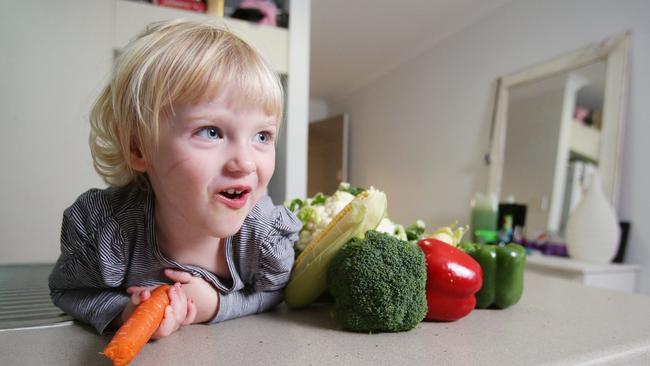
[103,284,171,366]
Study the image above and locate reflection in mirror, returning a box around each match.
[503,62,606,235]
[489,34,629,240]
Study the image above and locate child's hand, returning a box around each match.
[123,283,197,340]
[164,268,220,323]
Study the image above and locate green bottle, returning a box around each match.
[470,193,498,242]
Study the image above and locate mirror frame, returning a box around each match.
[488,33,630,214]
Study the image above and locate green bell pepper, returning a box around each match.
[457,242,526,309]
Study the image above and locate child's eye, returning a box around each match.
[254,131,274,144]
[196,126,223,141]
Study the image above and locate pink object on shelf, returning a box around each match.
[153,0,206,13]
[240,0,278,26]
[574,107,589,122]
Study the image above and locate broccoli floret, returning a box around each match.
[326,230,427,332]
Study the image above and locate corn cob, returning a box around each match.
[285,188,387,308]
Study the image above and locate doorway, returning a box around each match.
[308,114,349,197]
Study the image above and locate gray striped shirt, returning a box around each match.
[48,184,301,334]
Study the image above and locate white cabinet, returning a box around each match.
[114,1,289,73]
[525,254,639,293]
[570,119,601,162]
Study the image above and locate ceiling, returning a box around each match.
[309,0,514,103]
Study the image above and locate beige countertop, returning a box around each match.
[527,254,641,274]
[2,272,650,365]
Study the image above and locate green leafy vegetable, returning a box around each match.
[326,230,427,332]
[311,192,328,205]
[405,220,426,241]
[287,198,306,213]
[337,182,366,196]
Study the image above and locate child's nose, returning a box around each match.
[224,155,256,175]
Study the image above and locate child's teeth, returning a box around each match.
[226,189,235,194]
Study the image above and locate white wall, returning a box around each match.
[333,0,650,293]
[0,1,112,263]
[309,98,330,122]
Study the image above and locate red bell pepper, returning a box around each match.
[417,238,483,321]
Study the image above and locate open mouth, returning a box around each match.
[215,186,252,209]
[219,188,248,200]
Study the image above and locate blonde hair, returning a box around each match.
[90,19,284,187]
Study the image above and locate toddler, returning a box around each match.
[49,19,301,339]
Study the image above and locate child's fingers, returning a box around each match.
[129,292,141,306]
[152,305,176,340]
[164,268,193,283]
[174,283,187,308]
[182,299,197,326]
[170,283,188,323]
[126,286,149,295]
[129,289,150,306]
[140,289,151,301]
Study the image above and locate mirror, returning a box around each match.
[488,33,629,237]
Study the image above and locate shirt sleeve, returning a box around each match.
[211,204,301,323]
[48,190,131,334]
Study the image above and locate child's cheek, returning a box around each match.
[161,156,211,194]
[260,166,273,187]
[163,156,195,177]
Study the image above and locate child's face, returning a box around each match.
[143,88,277,239]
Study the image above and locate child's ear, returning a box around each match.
[130,143,148,172]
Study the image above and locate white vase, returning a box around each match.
[565,172,620,264]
